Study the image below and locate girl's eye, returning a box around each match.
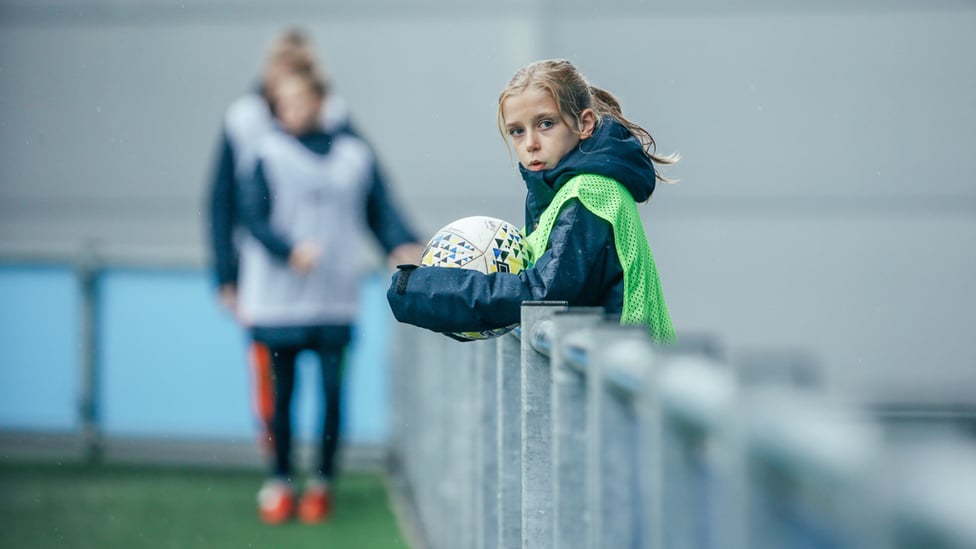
[539,120,554,129]
[509,127,524,137]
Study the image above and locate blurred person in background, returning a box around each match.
[237,65,422,524]
[206,29,324,457]
[206,29,417,462]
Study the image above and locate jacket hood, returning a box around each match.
[519,117,656,225]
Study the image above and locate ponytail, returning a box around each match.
[590,85,679,183]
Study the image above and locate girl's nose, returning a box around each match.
[525,131,540,152]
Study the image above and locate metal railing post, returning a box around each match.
[589,324,651,549]
[391,325,420,471]
[474,338,499,549]
[584,324,604,549]
[550,308,603,549]
[77,243,102,464]
[658,356,742,549]
[417,329,452,549]
[455,341,477,549]
[744,389,882,549]
[520,301,568,549]
[635,351,663,549]
[497,327,524,549]
[885,440,976,549]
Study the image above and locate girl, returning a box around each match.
[387,59,676,341]
[237,67,422,524]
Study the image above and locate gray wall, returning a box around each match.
[1,0,974,406]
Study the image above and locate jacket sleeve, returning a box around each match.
[387,200,614,333]
[364,161,421,253]
[207,129,240,287]
[236,160,293,262]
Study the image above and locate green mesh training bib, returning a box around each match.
[524,174,675,342]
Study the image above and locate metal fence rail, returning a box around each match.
[390,302,976,549]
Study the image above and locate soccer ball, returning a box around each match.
[420,216,528,340]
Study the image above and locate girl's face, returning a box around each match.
[274,75,322,136]
[501,87,594,172]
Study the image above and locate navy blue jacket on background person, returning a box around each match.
[387,117,657,335]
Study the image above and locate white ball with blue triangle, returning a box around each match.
[420,215,528,340]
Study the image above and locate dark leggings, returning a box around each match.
[259,325,350,481]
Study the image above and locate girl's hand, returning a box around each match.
[289,241,321,274]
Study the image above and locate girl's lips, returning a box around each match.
[527,161,546,171]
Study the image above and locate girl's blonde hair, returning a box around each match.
[497,59,679,183]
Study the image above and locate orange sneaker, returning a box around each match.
[298,479,333,524]
[257,479,295,525]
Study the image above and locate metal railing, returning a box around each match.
[389,302,976,549]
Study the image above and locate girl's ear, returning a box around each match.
[578,108,597,139]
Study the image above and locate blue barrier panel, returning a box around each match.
[341,272,394,444]
[0,265,80,431]
[98,268,252,439]
[98,268,391,444]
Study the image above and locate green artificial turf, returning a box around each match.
[0,460,407,549]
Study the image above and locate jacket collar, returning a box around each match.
[520,117,656,225]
